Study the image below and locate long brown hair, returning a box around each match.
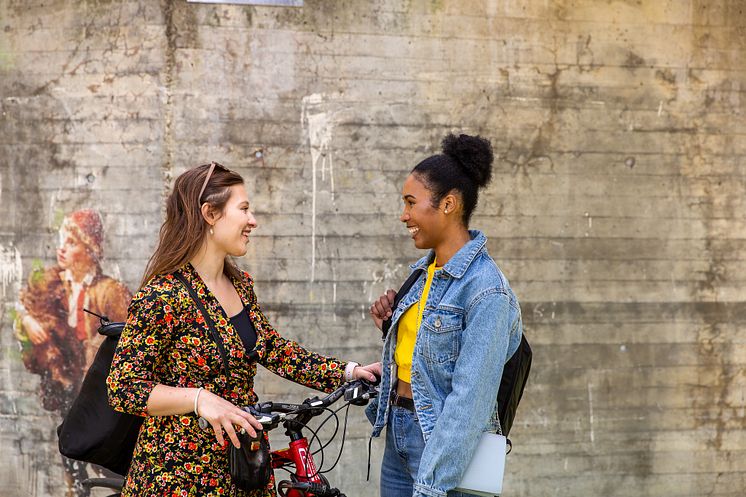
[141,162,245,287]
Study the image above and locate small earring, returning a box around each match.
[209,227,214,235]
[444,208,449,214]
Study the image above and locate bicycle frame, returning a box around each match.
[273,440,319,478]
[271,439,324,497]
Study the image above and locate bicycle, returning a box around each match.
[83,378,379,497]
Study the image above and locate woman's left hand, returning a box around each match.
[353,362,382,382]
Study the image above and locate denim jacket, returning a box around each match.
[366,230,523,497]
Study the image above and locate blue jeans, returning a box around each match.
[380,405,474,497]
[380,406,425,497]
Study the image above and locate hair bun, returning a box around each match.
[441,133,493,188]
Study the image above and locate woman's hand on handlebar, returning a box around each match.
[197,389,263,449]
[352,362,382,382]
[369,289,396,331]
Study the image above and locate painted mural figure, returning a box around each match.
[15,209,132,496]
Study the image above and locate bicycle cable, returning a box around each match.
[308,402,350,476]
[280,400,352,478]
[310,402,343,455]
[292,400,355,480]
[319,402,353,474]
[270,405,339,478]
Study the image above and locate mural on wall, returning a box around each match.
[13,209,132,497]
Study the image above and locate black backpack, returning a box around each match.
[57,314,143,476]
[382,269,531,436]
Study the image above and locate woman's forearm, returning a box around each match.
[146,384,202,416]
[146,384,263,447]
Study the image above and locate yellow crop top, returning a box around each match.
[395,259,439,383]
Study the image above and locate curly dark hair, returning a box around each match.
[411,133,494,227]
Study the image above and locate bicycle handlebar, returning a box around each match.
[245,378,379,429]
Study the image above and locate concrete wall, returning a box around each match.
[1,0,745,495]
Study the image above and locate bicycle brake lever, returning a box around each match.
[304,395,325,408]
[255,415,275,425]
[344,380,379,405]
[242,406,278,426]
[343,385,367,405]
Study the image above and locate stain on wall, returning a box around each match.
[1,1,745,496]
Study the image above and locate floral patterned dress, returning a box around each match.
[107,263,347,496]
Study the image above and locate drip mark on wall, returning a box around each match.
[0,244,22,298]
[302,93,336,283]
[587,382,595,445]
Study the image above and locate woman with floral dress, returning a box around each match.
[107,162,379,496]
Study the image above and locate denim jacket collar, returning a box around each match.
[410,230,487,279]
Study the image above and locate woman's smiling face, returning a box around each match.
[211,183,258,257]
[400,173,447,250]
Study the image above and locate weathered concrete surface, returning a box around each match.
[1,0,745,495]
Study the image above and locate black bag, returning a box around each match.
[496,334,531,436]
[230,430,273,490]
[381,268,532,436]
[57,318,144,476]
[174,273,271,491]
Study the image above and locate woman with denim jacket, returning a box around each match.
[367,134,524,497]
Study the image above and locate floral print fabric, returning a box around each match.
[107,263,347,496]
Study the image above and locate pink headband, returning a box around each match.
[198,162,217,202]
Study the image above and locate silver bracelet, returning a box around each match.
[193,387,204,416]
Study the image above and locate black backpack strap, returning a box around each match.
[173,272,230,374]
[381,268,424,340]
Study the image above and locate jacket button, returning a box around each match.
[434,317,441,328]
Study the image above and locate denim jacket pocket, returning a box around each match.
[421,310,462,364]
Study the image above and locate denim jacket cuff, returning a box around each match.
[413,482,447,497]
